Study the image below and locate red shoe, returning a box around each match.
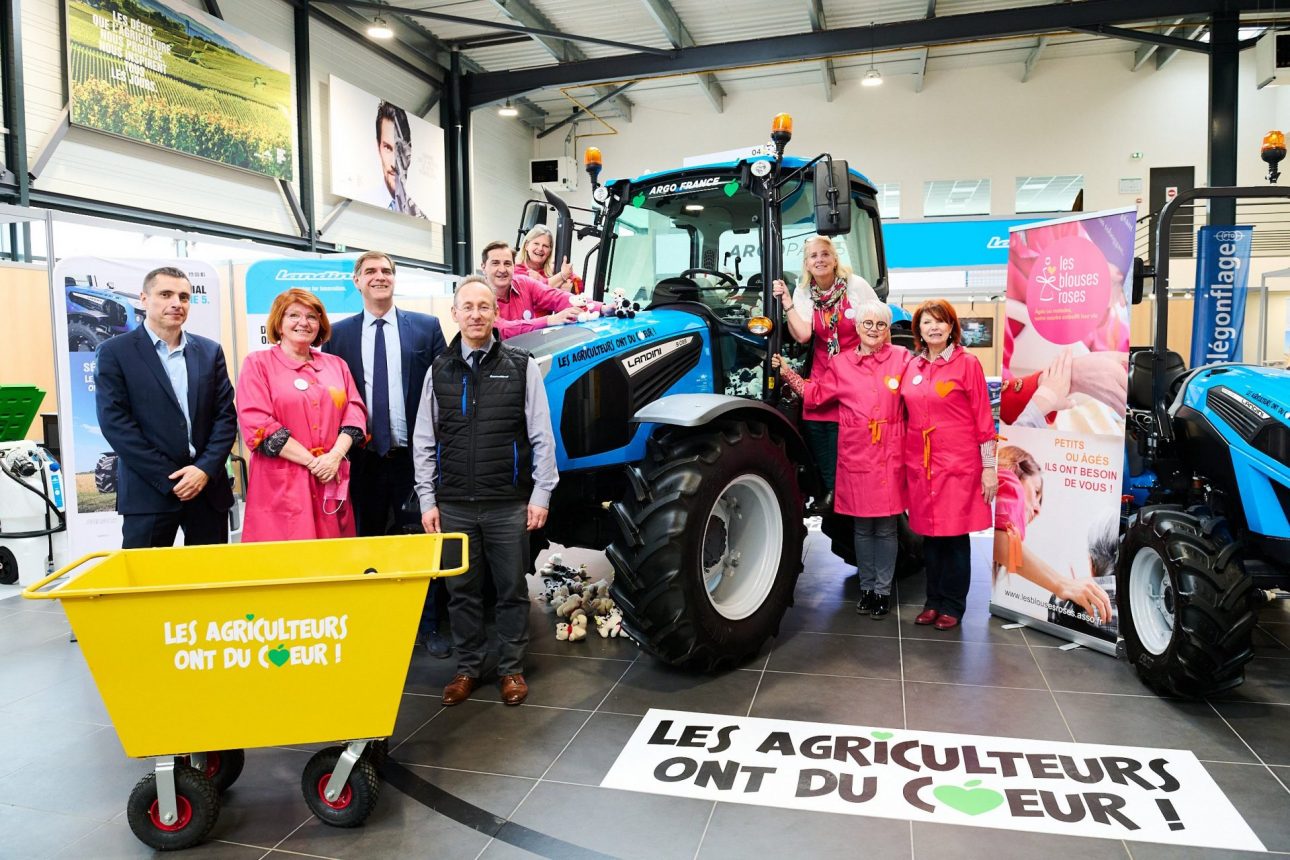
[933,614,960,630]
[914,608,940,626]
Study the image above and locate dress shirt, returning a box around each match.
[143,322,195,457]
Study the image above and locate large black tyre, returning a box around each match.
[1116,506,1256,697]
[607,421,806,671]
[95,453,118,494]
[301,746,381,828]
[0,546,18,585]
[67,321,102,352]
[126,765,220,851]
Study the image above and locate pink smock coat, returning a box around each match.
[237,347,367,542]
[789,274,876,422]
[495,273,575,339]
[900,346,995,537]
[803,343,911,517]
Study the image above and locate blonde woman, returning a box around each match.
[515,224,581,293]
[771,235,879,511]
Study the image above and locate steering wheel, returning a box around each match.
[680,268,739,291]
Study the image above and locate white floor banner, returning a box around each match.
[602,709,1263,852]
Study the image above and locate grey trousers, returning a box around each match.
[439,500,531,678]
[854,515,898,596]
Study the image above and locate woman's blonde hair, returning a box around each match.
[516,224,555,277]
[798,235,854,291]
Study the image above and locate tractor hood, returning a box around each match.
[507,310,709,377]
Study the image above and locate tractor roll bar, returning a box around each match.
[1150,184,1290,440]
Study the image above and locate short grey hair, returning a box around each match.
[453,274,493,308]
[854,299,891,325]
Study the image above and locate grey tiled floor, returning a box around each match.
[3,532,1290,859]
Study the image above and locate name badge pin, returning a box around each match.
[912,374,923,385]
[294,378,309,391]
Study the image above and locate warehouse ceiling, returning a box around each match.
[311,0,1287,131]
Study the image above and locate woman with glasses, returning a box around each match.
[771,236,879,512]
[236,288,367,541]
[774,300,910,618]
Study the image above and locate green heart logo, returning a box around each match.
[631,193,646,208]
[932,780,1004,816]
[245,614,255,620]
[268,644,290,667]
[723,180,740,197]
[870,731,893,740]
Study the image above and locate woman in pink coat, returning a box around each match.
[775,300,911,618]
[237,288,367,542]
[901,299,997,630]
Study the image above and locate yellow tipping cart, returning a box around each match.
[24,533,467,851]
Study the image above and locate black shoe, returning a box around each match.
[819,490,834,514]
[424,630,454,659]
[855,590,876,614]
[870,595,891,619]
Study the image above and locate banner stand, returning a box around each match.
[986,604,1120,657]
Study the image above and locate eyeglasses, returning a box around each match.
[859,320,889,331]
[284,312,321,325]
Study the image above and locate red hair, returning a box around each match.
[266,288,331,347]
[911,299,962,353]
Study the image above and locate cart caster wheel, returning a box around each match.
[362,739,390,772]
[181,749,245,794]
[126,765,219,851]
[302,746,380,827]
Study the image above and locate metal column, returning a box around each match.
[2,0,30,206]
[446,51,472,274]
[1208,7,1238,226]
[294,0,317,250]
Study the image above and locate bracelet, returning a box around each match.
[783,303,794,312]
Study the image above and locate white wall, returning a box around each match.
[536,50,1290,222]
[20,0,446,263]
[469,107,537,267]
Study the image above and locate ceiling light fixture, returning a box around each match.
[498,101,519,118]
[862,20,883,87]
[367,13,393,40]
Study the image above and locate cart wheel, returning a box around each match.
[126,765,219,851]
[362,739,390,772]
[182,749,245,794]
[302,746,380,827]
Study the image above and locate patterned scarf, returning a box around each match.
[809,277,848,357]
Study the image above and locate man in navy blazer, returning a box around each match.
[94,267,238,548]
[324,251,451,652]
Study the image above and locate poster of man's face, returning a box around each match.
[328,75,446,225]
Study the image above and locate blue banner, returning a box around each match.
[1190,226,1253,367]
[244,259,362,314]
[882,218,1041,269]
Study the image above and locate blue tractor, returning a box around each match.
[65,275,144,351]
[509,117,909,670]
[1117,148,1290,696]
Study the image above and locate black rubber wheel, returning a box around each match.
[0,546,18,585]
[126,765,219,851]
[67,321,102,352]
[362,739,390,772]
[94,453,118,494]
[301,746,381,827]
[182,749,245,794]
[607,421,805,671]
[1116,506,1256,697]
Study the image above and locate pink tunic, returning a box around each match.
[496,272,575,339]
[901,347,995,537]
[237,347,367,542]
[804,343,911,517]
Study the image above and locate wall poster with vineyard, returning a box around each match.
[67,0,294,180]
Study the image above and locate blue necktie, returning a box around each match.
[371,318,392,456]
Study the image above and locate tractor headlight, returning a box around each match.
[746,316,773,336]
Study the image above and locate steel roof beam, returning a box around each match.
[1073,22,1209,53]
[464,0,1264,105]
[1133,17,1184,68]
[641,0,725,111]
[1022,35,1048,81]
[1158,23,1209,67]
[914,46,929,92]
[808,0,836,102]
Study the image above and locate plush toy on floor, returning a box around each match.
[595,608,625,638]
[556,614,589,642]
[536,554,634,646]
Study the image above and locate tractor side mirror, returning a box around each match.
[1131,256,1152,305]
[812,159,852,237]
[520,200,547,233]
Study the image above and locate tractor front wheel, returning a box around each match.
[607,421,805,671]
[1117,506,1256,697]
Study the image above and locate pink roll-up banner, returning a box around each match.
[989,208,1136,654]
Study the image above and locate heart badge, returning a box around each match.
[723,180,740,197]
[268,645,290,667]
[631,193,647,208]
[870,730,894,740]
[885,376,900,392]
[935,380,957,398]
[245,614,255,620]
[932,780,1005,816]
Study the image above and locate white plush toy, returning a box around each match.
[595,608,625,638]
[569,293,601,323]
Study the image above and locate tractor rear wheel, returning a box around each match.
[607,421,805,671]
[1116,506,1256,697]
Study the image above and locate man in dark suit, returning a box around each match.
[324,250,451,654]
[94,266,237,549]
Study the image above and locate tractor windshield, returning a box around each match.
[605,168,885,322]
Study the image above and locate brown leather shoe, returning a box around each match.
[442,674,477,706]
[499,674,528,706]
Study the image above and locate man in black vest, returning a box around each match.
[412,277,558,706]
